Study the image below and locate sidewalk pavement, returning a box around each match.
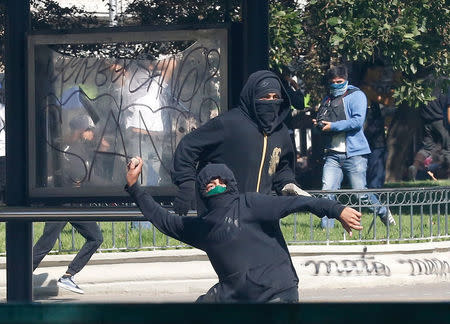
[0,241,449,299]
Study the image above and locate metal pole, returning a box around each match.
[6,221,33,302]
[4,0,32,302]
[242,0,269,78]
[109,0,118,27]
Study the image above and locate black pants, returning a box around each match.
[420,119,450,164]
[33,221,103,276]
[267,287,299,303]
[196,285,299,303]
[366,147,386,189]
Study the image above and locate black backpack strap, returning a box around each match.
[342,88,358,97]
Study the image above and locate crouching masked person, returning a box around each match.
[171,70,310,217]
[126,159,362,303]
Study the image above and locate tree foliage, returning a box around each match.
[117,0,240,60]
[123,0,241,25]
[1,0,448,109]
[269,0,450,108]
[0,0,99,71]
[268,1,303,74]
[30,0,99,30]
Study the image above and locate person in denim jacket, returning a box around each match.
[314,65,395,229]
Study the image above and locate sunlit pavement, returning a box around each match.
[1,242,449,303]
[28,282,450,303]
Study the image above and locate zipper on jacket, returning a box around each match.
[256,134,268,192]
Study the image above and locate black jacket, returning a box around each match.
[420,89,450,122]
[364,102,386,149]
[172,70,296,195]
[127,164,345,303]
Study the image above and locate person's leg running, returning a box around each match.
[66,221,103,275]
[33,222,68,271]
[345,154,373,202]
[345,155,392,225]
[321,153,344,228]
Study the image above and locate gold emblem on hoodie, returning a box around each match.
[268,147,281,176]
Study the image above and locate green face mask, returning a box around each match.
[206,185,227,196]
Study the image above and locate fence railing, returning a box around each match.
[25,186,450,254]
[288,187,449,244]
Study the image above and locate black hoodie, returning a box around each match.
[127,164,345,303]
[420,89,450,122]
[172,70,296,195]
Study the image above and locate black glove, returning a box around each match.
[173,180,196,216]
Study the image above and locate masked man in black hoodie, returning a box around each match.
[172,70,309,216]
[126,158,362,303]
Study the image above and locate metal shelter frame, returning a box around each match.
[2,0,269,302]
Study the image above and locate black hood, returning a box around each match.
[197,164,239,211]
[238,70,291,134]
[197,164,239,196]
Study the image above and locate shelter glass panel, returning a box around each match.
[28,28,228,199]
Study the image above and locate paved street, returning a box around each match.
[30,282,450,303]
[300,282,450,302]
[1,243,449,304]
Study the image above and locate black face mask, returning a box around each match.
[255,99,283,133]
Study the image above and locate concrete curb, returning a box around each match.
[1,241,448,269]
[288,241,450,255]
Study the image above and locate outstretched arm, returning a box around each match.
[247,194,362,236]
[126,157,194,243]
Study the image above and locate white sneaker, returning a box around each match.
[57,275,84,294]
[381,209,396,227]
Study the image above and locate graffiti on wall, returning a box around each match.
[398,258,450,276]
[305,246,450,277]
[305,247,391,276]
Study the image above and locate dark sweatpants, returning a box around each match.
[33,221,103,276]
[420,119,450,164]
[196,285,299,303]
[366,147,386,189]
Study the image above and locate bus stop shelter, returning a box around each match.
[1,0,270,303]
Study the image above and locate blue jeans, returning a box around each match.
[321,153,388,228]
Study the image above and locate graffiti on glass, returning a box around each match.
[34,43,223,189]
